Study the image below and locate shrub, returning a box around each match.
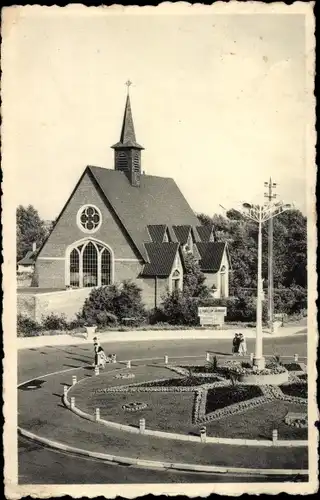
[159,290,199,325]
[17,314,42,337]
[41,313,68,331]
[79,280,146,326]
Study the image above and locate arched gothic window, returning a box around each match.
[67,240,113,288]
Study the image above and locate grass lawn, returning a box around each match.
[205,400,308,440]
[71,364,181,393]
[206,385,263,413]
[76,390,196,434]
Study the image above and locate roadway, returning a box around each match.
[18,335,308,484]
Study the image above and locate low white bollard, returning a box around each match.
[95,408,100,421]
[63,385,68,397]
[272,429,278,444]
[294,354,299,362]
[200,426,207,443]
[127,360,131,369]
[206,352,210,362]
[95,366,100,376]
[164,355,169,365]
[70,397,75,409]
[72,375,77,385]
[139,418,146,433]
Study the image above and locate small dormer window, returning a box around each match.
[163,231,169,243]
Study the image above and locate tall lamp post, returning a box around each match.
[264,179,278,333]
[240,201,292,370]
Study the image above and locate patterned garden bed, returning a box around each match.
[205,385,263,413]
[280,383,308,399]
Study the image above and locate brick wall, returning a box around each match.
[37,171,141,288]
[138,277,169,309]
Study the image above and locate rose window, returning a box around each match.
[79,206,101,232]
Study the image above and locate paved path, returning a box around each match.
[17,323,307,349]
[18,336,308,484]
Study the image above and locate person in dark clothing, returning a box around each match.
[232,333,240,355]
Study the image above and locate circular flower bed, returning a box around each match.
[122,402,148,412]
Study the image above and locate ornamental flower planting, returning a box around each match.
[122,402,148,412]
[218,360,287,377]
[139,376,221,388]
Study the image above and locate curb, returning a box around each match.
[18,426,308,477]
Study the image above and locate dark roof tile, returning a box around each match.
[197,225,214,242]
[142,243,179,277]
[147,225,167,243]
[88,166,200,262]
[172,225,192,245]
[196,242,226,272]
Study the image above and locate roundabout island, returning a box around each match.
[18,334,309,484]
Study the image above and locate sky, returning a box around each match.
[4,7,309,220]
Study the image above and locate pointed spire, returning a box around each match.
[119,94,137,144]
[111,83,144,186]
[112,82,144,150]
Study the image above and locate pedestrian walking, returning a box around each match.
[232,333,240,355]
[238,333,247,356]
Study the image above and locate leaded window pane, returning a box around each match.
[101,249,111,285]
[82,242,98,287]
[70,249,80,287]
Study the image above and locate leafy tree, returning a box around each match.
[16,205,47,262]
[183,252,211,298]
[196,207,307,315]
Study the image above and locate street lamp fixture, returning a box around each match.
[237,200,293,370]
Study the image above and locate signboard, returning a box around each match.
[198,307,227,326]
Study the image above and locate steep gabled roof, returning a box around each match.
[196,242,227,272]
[142,242,179,277]
[18,250,37,266]
[88,166,200,262]
[172,225,192,245]
[197,225,215,242]
[147,225,167,243]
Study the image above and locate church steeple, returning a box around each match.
[111,81,144,187]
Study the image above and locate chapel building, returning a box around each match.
[33,91,231,309]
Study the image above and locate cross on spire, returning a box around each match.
[125,80,132,93]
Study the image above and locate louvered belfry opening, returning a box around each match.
[111,92,144,187]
